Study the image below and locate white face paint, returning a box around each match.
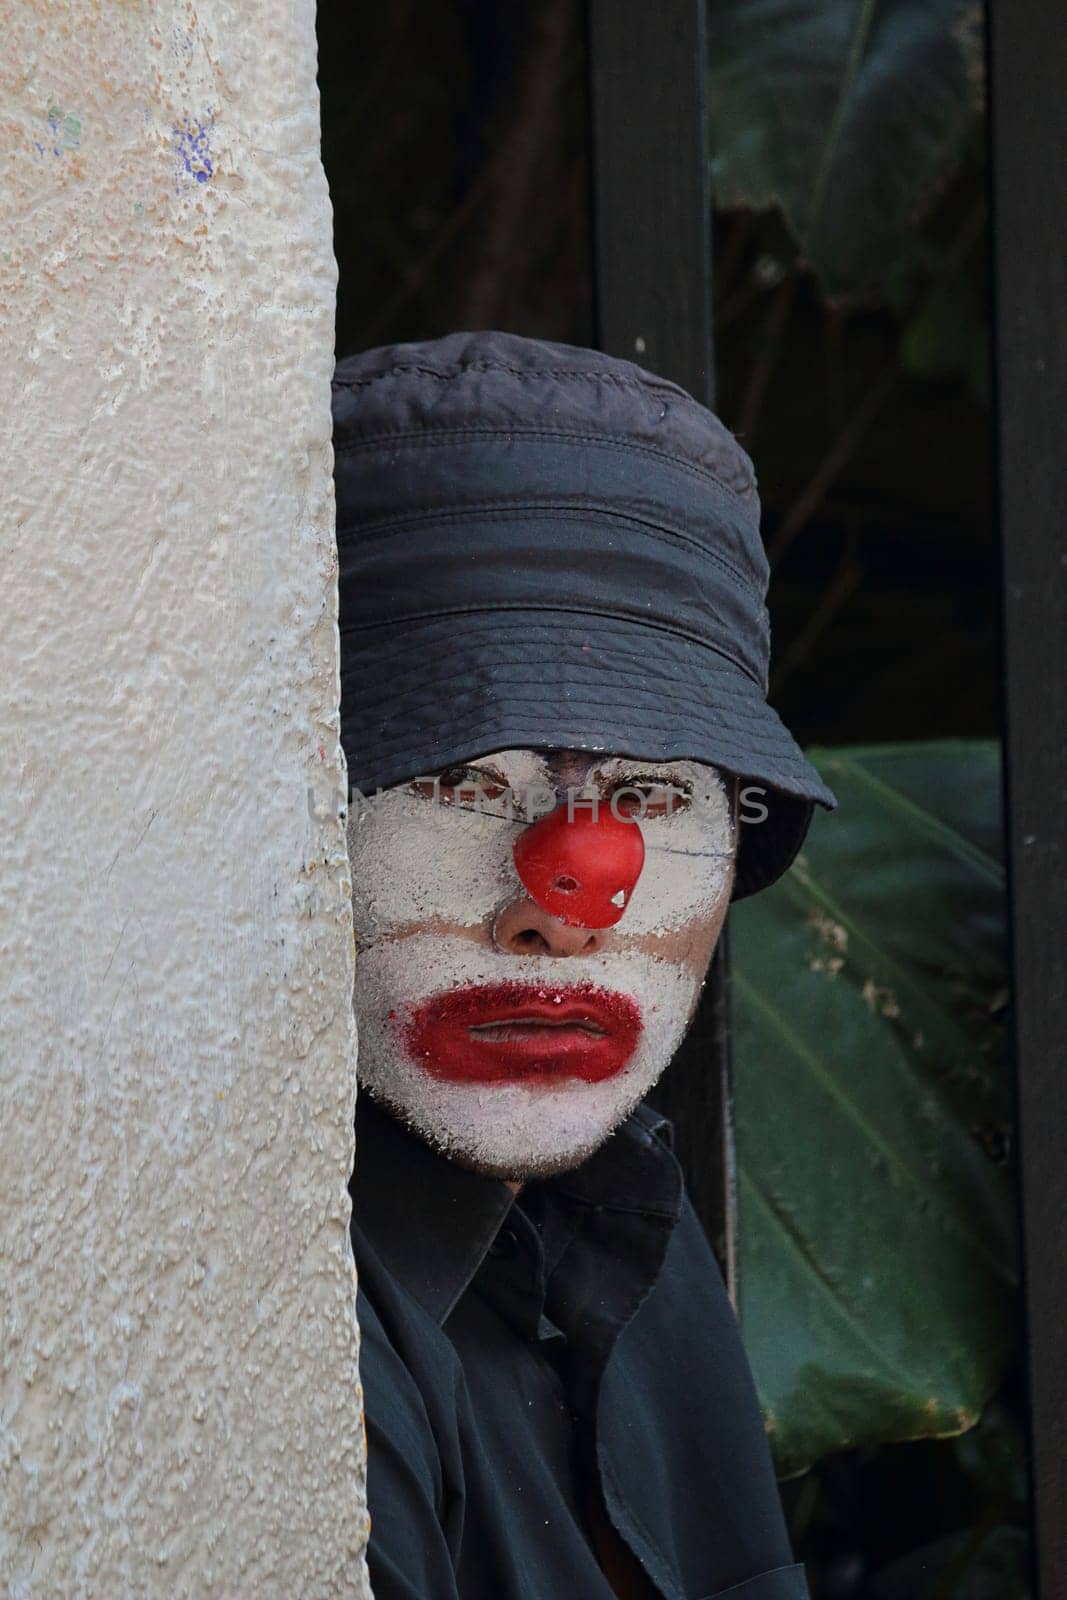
[347,749,735,1179]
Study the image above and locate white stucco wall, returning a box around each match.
[0,4,369,1595]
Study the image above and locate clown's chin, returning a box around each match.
[362,1072,654,1182]
[353,936,702,1181]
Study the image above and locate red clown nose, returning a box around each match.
[512,801,645,928]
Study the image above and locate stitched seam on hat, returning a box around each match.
[354,677,770,719]
[337,614,775,698]
[332,361,692,400]
[347,645,768,708]
[339,657,834,795]
[356,707,803,756]
[333,426,757,511]
[338,617,779,707]
[339,503,764,600]
[342,508,761,600]
[340,602,766,688]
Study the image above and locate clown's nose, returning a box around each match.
[512,801,645,928]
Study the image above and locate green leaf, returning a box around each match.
[732,741,1016,1478]
[709,0,984,301]
[901,279,980,380]
[899,268,992,405]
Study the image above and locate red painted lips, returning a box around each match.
[402,981,643,1085]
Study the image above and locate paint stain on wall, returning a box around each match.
[33,103,82,160]
[171,110,215,186]
[171,23,197,61]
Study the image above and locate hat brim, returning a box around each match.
[339,610,837,899]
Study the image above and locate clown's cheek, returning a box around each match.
[347,802,518,936]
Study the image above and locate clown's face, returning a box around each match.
[346,749,736,1180]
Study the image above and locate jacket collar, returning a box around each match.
[350,1093,680,1327]
[352,1094,516,1324]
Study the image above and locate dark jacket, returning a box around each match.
[350,1094,809,1600]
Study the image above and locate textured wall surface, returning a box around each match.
[0,4,369,1595]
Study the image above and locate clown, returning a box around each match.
[348,751,736,1179]
[335,332,835,1600]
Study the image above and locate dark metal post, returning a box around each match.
[586,0,713,403]
[586,0,735,1294]
[988,8,1067,1596]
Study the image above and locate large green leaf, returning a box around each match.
[732,741,1016,1478]
[708,0,984,300]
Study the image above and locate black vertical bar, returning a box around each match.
[586,0,735,1296]
[586,0,713,405]
[988,7,1067,1597]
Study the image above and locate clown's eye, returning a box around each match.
[608,774,692,818]
[409,764,510,807]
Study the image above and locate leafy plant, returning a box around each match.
[708,0,985,304]
[731,742,1015,1479]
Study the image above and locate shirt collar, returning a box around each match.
[550,1100,681,1219]
[351,1094,516,1324]
[350,1094,681,1327]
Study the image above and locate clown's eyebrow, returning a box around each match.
[490,752,553,786]
[593,762,695,784]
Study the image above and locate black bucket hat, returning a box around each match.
[332,331,836,899]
